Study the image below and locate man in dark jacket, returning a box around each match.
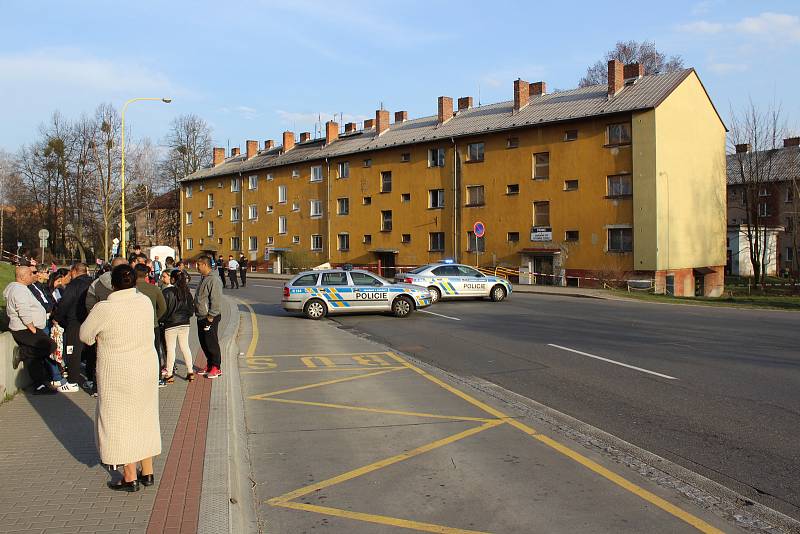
[53,263,93,390]
[134,264,167,379]
[217,255,227,287]
[238,254,248,287]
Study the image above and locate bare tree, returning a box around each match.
[89,103,122,261]
[579,41,684,87]
[728,100,787,287]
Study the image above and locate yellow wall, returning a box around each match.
[632,109,658,270]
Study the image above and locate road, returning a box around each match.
[237,281,800,522]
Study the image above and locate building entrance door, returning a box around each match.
[375,252,397,279]
[534,254,554,285]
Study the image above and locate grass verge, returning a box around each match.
[0,262,15,307]
[609,289,800,311]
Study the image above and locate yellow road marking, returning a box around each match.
[274,502,489,534]
[249,368,404,400]
[242,366,405,374]
[255,351,394,358]
[388,353,725,534]
[262,397,497,422]
[269,420,503,505]
[238,300,260,369]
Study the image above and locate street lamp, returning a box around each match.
[120,97,172,257]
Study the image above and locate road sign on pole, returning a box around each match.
[473,221,485,238]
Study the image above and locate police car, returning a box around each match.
[282,268,433,319]
[396,261,512,303]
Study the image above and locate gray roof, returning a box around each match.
[726,147,800,185]
[183,69,700,183]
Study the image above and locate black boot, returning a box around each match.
[107,479,140,492]
[138,472,155,486]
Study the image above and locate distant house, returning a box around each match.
[126,189,180,257]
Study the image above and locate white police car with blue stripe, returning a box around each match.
[396,261,512,304]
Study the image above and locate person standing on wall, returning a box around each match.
[195,255,223,379]
[227,255,239,289]
[238,253,248,288]
[53,263,94,393]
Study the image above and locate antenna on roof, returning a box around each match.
[478,83,481,106]
[380,101,384,111]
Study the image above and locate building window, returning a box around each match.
[292,235,300,244]
[363,196,372,205]
[266,173,274,181]
[401,233,411,243]
[467,231,485,252]
[506,184,519,195]
[428,148,445,167]
[381,210,392,231]
[266,204,274,214]
[185,212,193,225]
[467,142,485,162]
[292,202,300,212]
[267,236,274,245]
[564,179,579,191]
[231,207,241,222]
[278,216,287,234]
[337,161,350,178]
[363,158,372,168]
[507,232,520,242]
[278,185,287,204]
[565,230,579,241]
[401,193,411,203]
[466,185,485,206]
[186,238,193,250]
[291,168,300,178]
[198,211,204,219]
[564,129,578,141]
[429,232,445,252]
[249,236,258,251]
[146,210,155,220]
[145,227,155,237]
[199,184,204,191]
[400,152,411,162]
[248,205,257,220]
[311,165,323,182]
[231,237,241,251]
[429,189,445,208]
[217,209,223,217]
[185,185,193,198]
[207,194,214,209]
[248,175,258,190]
[380,171,392,193]
[338,233,350,251]
[607,174,633,197]
[310,200,323,217]
[363,234,372,244]
[207,222,215,236]
[533,201,550,227]
[337,198,350,215]
[758,187,769,197]
[608,228,633,252]
[758,203,769,217]
[231,177,241,192]
[506,137,519,149]
[606,123,632,145]
[311,234,323,251]
[217,238,223,245]
[787,247,795,263]
[217,181,223,188]
[786,217,794,232]
[533,152,549,180]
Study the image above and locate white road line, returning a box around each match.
[419,309,461,321]
[253,284,284,288]
[547,344,678,380]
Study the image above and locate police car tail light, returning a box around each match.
[402,277,413,284]
[283,286,290,298]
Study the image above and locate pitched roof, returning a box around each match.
[183,69,697,183]
[128,189,179,212]
[726,147,800,185]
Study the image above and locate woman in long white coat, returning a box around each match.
[80,264,161,492]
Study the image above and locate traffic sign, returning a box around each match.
[473,221,486,238]
[112,238,120,245]
[38,229,50,240]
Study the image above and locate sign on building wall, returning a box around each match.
[531,227,552,242]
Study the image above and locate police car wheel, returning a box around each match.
[490,285,507,302]
[392,296,414,318]
[427,286,441,303]
[304,299,327,320]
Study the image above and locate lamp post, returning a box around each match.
[120,97,172,257]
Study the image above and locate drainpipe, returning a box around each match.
[325,158,331,262]
[239,171,244,257]
[450,137,459,262]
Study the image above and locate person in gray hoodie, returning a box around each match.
[194,255,223,378]
[86,257,128,313]
[4,265,56,394]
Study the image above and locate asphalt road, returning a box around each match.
[236,282,800,521]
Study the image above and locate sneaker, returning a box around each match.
[58,382,80,393]
[84,380,95,390]
[50,381,62,388]
[32,384,56,395]
[158,379,167,388]
[198,366,209,376]
[207,367,222,379]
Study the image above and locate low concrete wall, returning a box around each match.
[0,332,30,400]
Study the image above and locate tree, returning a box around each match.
[578,41,684,87]
[89,103,122,261]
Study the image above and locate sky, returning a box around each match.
[1,0,799,153]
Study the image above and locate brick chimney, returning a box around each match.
[376,109,390,135]
[458,97,473,111]
[394,111,408,123]
[282,131,295,152]
[513,79,529,112]
[784,137,800,147]
[623,63,644,80]
[213,147,225,167]
[438,96,453,124]
[263,140,274,151]
[344,122,357,133]
[231,147,240,157]
[299,132,311,143]
[325,121,339,144]
[364,118,375,129]
[246,140,258,160]
[735,143,751,153]
[529,81,546,96]
[608,60,624,97]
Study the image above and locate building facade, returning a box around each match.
[181,61,727,296]
[127,189,180,256]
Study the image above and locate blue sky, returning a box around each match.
[1,0,799,153]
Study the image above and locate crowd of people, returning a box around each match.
[4,247,224,492]
[215,253,248,289]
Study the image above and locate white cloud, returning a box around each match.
[690,0,723,17]
[707,62,749,74]
[678,11,800,43]
[220,106,259,120]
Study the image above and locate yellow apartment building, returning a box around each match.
[181,60,727,296]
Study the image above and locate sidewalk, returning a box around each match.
[0,299,241,534]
